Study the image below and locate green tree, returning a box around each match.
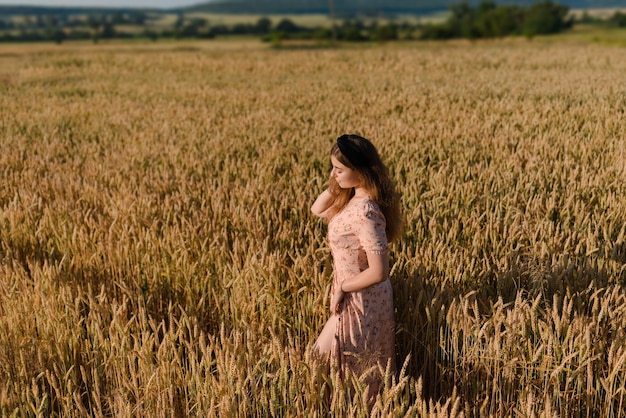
[419,23,453,40]
[341,25,366,41]
[477,0,496,15]
[111,12,124,25]
[608,11,626,28]
[52,29,66,44]
[174,13,185,29]
[101,21,115,39]
[448,1,479,38]
[143,28,158,41]
[372,23,398,42]
[523,0,570,38]
[129,12,146,25]
[475,4,524,37]
[419,0,570,41]
[23,16,33,29]
[180,23,198,38]
[86,15,102,43]
[275,18,298,33]
[256,17,272,34]
[339,20,366,41]
[312,27,333,41]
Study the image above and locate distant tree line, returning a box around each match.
[1,1,624,44]
[260,0,574,43]
[0,11,403,44]
[419,0,573,39]
[0,11,153,43]
[262,19,403,43]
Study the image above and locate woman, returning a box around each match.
[311,134,402,396]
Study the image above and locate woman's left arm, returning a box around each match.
[331,252,388,314]
[340,251,389,292]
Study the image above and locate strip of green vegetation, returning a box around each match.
[0,1,624,44]
[419,0,572,39]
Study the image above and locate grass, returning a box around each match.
[1,36,626,416]
[543,23,626,46]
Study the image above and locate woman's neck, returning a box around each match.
[353,187,369,199]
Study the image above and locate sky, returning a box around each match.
[0,0,207,8]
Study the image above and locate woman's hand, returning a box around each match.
[311,188,334,218]
[330,286,345,315]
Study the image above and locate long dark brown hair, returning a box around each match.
[326,134,403,243]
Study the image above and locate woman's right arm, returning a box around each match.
[311,189,334,218]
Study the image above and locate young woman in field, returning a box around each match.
[311,134,402,397]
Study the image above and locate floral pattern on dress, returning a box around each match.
[327,195,395,395]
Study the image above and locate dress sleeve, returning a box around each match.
[355,201,388,254]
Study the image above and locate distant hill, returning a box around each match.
[186,0,446,15]
[0,6,160,16]
[187,0,626,15]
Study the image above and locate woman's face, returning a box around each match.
[330,156,362,189]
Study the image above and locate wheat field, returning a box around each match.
[1,38,626,417]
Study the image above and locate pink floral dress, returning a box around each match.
[328,195,395,391]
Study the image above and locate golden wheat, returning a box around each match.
[1,38,626,416]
